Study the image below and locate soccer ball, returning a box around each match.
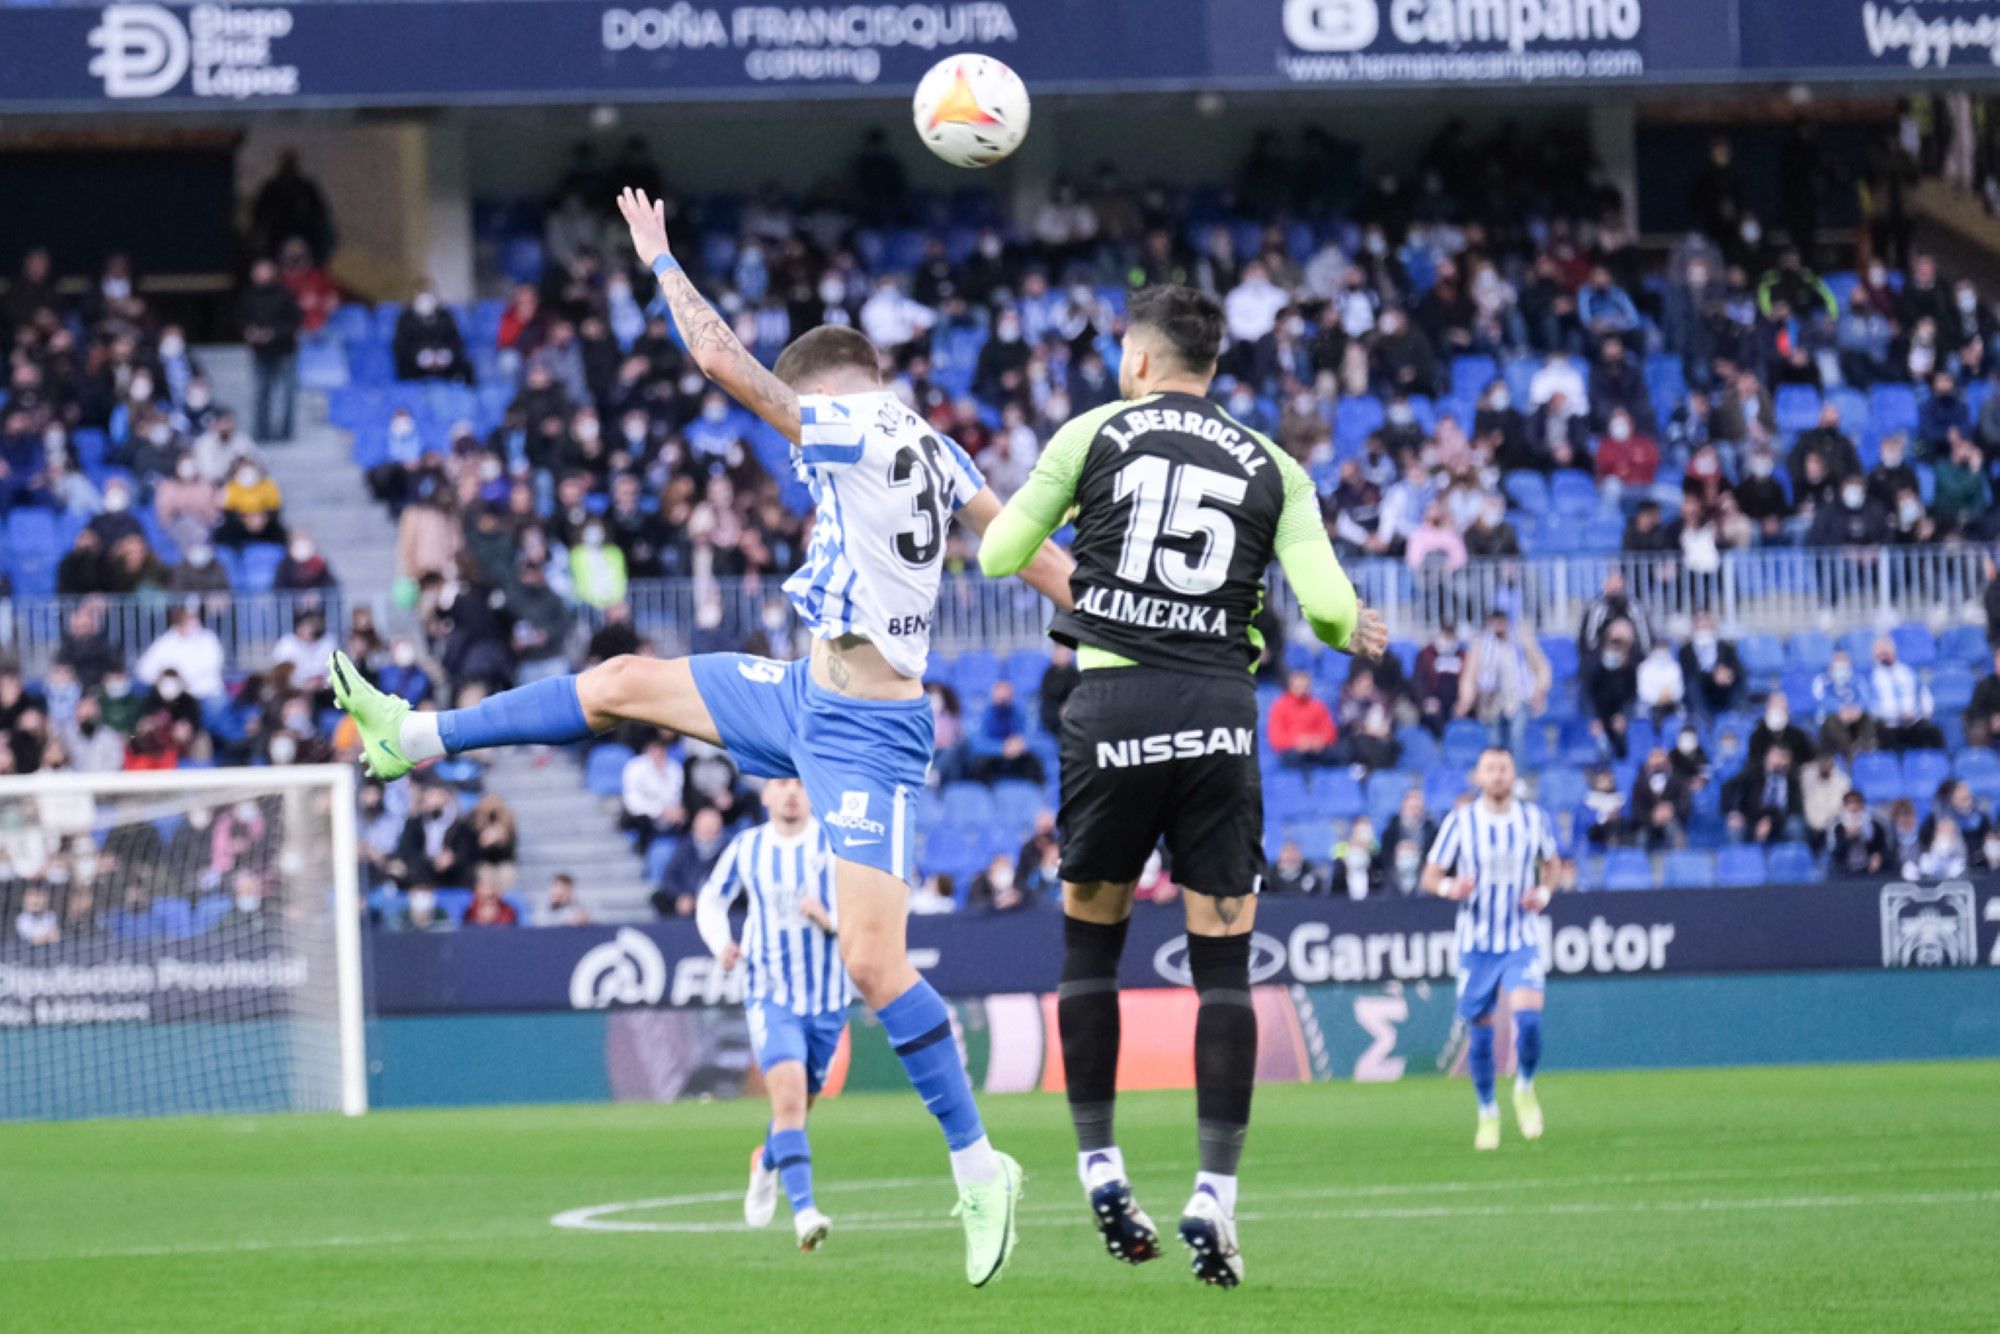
[911,54,1030,169]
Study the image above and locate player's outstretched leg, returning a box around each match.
[1469,1021,1501,1150]
[837,860,1020,1286]
[1180,929,1254,1288]
[330,651,719,780]
[1058,908,1157,1264]
[1512,1002,1545,1141]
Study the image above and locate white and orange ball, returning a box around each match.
[911,54,1030,169]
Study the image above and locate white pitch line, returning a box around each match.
[552,1185,2000,1236]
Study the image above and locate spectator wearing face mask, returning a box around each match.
[274,530,337,590]
[1634,641,1686,730]
[1463,494,1521,558]
[568,521,627,610]
[1676,612,1743,718]
[152,453,219,554]
[135,608,224,702]
[272,610,333,688]
[1868,635,1944,751]
[1594,408,1660,492]
[1266,839,1327,895]
[1332,817,1379,900]
[1806,474,1891,547]
[1748,695,1816,770]
[217,460,287,549]
[1921,780,1994,869]
[1581,620,1641,760]
[1799,751,1852,848]
[1917,818,1969,880]
[1457,607,1550,759]
[1631,747,1690,850]
[1828,792,1889,877]
[374,638,435,708]
[653,806,729,918]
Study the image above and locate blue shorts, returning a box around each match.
[1455,947,1546,1023]
[748,998,847,1095]
[690,654,930,886]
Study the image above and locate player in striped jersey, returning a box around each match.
[696,779,850,1252]
[1421,747,1566,1150]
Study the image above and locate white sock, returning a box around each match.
[398,712,445,763]
[1478,1100,1499,1117]
[1077,1146,1126,1189]
[1515,1075,1534,1094]
[1194,1171,1237,1217]
[949,1137,999,1188]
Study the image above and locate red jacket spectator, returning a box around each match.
[1268,671,1337,755]
[280,248,340,335]
[1595,412,1660,487]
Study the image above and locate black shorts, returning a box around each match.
[1057,665,1264,896]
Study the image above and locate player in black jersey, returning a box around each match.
[980,285,1387,1287]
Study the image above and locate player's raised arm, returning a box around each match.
[976,404,1096,604]
[959,486,1075,611]
[617,187,801,442]
[1268,451,1387,659]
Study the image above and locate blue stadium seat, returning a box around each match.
[4,508,60,597]
[1266,771,1317,823]
[239,543,286,593]
[1661,850,1713,889]
[991,780,1044,831]
[1320,772,1365,821]
[1784,629,1835,672]
[1451,354,1498,394]
[585,744,633,797]
[1550,470,1599,516]
[1539,635,1579,682]
[1442,719,1487,770]
[644,838,677,886]
[1838,629,1878,663]
[1774,385,1822,432]
[1767,841,1815,882]
[1739,632,1785,679]
[1423,768,1468,814]
[1003,649,1049,698]
[1366,771,1413,822]
[1539,766,1586,813]
[1938,624,1989,668]
[1852,751,1903,803]
[1931,665,1976,713]
[1395,725,1438,771]
[953,650,1001,699]
[1955,749,2000,803]
[1603,849,1654,890]
[1715,845,1767,886]
[1869,384,1919,435]
[940,782,996,827]
[1504,471,1551,515]
[1892,623,1936,669]
[1902,750,1950,798]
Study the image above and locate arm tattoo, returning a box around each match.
[657,268,799,434]
[1212,895,1247,927]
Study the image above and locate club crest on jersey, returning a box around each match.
[824,790,887,836]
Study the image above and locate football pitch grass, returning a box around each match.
[4,1062,1997,1332]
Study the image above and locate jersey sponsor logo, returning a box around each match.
[1075,585,1230,635]
[1879,881,1979,966]
[569,928,667,1009]
[736,659,787,685]
[1100,406,1268,475]
[824,790,888,837]
[885,613,931,636]
[1094,726,1256,769]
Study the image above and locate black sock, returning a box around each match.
[1188,932,1255,1177]
[1058,914,1129,1152]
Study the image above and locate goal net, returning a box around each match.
[0,765,365,1121]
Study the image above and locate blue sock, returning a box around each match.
[437,675,592,754]
[876,981,985,1151]
[1514,1010,1542,1084]
[1468,1025,1497,1112]
[760,1122,773,1171]
[767,1127,815,1214]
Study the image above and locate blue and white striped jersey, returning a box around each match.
[1425,798,1560,955]
[785,390,986,679]
[695,818,851,1017]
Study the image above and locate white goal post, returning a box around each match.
[0,764,366,1121]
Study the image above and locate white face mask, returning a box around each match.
[1608,418,1633,441]
[1488,390,1510,411]
[1899,498,1923,524]
[104,490,130,513]
[188,546,214,568]
[701,402,727,422]
[1959,290,1979,313]
[1750,456,1775,478]
[159,335,185,358]
[1765,709,1786,729]
[1678,734,1700,755]
[413,293,439,317]
[575,418,600,442]
[1842,485,1866,509]
[130,376,153,401]
[819,278,845,304]
[236,468,259,488]
[583,527,605,548]
[289,540,314,562]
[392,642,417,667]
[157,678,184,701]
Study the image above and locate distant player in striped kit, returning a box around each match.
[696,778,852,1251]
[1421,747,1566,1150]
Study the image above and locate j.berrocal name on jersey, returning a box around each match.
[1100,406,1269,474]
[1075,585,1229,635]
[1095,727,1256,769]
